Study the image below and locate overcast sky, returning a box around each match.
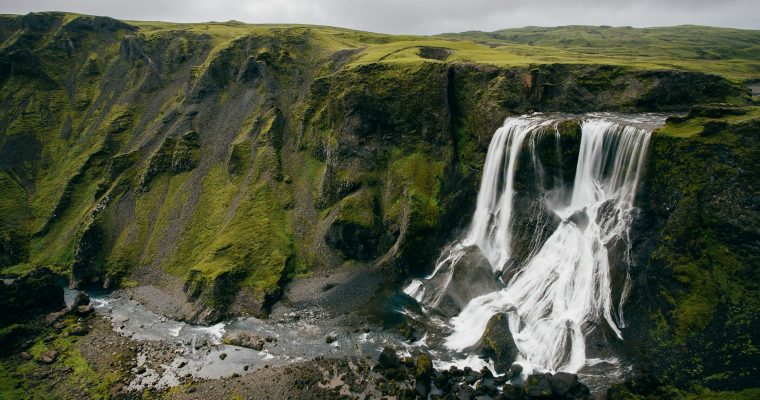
[1,0,757,35]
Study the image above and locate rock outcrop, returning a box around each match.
[0,267,65,327]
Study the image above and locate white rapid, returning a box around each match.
[406,114,656,374]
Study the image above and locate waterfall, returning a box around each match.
[406,114,654,374]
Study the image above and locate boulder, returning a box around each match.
[477,313,520,372]
[465,369,481,385]
[507,363,524,379]
[415,353,434,380]
[453,383,475,400]
[433,247,505,317]
[434,370,453,393]
[523,373,552,398]
[75,304,94,315]
[378,346,401,369]
[71,291,90,308]
[39,350,58,364]
[224,331,266,350]
[548,372,579,397]
[415,380,430,398]
[476,378,498,396]
[415,353,434,397]
[502,383,522,399]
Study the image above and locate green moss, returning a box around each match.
[171,161,292,307]
[0,315,128,399]
[0,171,31,266]
[638,114,760,391]
[228,140,253,176]
[135,173,191,268]
[335,189,378,229]
[658,106,760,138]
[686,388,760,400]
[384,151,445,231]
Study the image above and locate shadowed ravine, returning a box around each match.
[405,113,664,382]
[69,113,667,394]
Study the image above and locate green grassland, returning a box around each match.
[118,19,760,81]
[439,25,760,81]
[658,105,760,137]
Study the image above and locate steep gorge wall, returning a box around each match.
[621,113,760,393]
[0,13,750,324]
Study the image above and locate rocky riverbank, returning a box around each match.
[1,284,597,399]
[2,271,759,399]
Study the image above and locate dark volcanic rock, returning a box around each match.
[627,118,760,391]
[378,347,401,369]
[433,247,505,317]
[502,383,523,399]
[72,291,90,309]
[548,372,582,397]
[524,373,553,398]
[0,267,65,327]
[477,313,520,372]
[415,353,433,381]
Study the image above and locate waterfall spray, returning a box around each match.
[406,114,654,374]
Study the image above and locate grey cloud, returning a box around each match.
[1,0,757,34]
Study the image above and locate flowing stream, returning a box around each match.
[405,113,663,376]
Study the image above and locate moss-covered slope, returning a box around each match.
[620,106,760,396]
[0,12,755,325]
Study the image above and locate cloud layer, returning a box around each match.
[1,0,757,34]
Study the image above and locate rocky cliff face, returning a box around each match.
[622,108,760,393]
[0,12,752,328]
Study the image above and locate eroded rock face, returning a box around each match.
[72,291,90,309]
[0,12,751,326]
[625,115,760,391]
[432,247,505,317]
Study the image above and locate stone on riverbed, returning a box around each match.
[223,331,269,351]
[75,304,94,315]
[378,346,400,369]
[72,291,90,309]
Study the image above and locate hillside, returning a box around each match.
[0,11,759,399]
[439,25,760,82]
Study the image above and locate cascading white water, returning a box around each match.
[463,116,557,270]
[406,114,654,374]
[404,115,555,306]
